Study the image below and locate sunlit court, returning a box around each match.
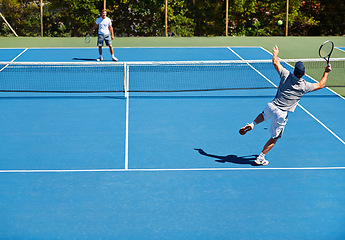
[0,45,344,239]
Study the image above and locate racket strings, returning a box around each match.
[319,41,334,59]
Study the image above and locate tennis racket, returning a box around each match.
[319,40,334,65]
[85,33,92,44]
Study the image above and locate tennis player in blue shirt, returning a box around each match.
[239,45,332,165]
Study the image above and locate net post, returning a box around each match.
[124,62,129,170]
[124,63,129,98]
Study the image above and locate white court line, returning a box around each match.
[228,47,345,145]
[0,48,28,72]
[11,48,28,61]
[124,64,129,170]
[0,47,259,50]
[298,104,345,145]
[1,167,345,173]
[227,47,277,87]
[336,47,345,53]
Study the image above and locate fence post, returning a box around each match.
[165,0,168,36]
[285,0,289,36]
[40,0,43,36]
[225,0,229,36]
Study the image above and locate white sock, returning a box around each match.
[259,152,265,158]
[252,121,257,126]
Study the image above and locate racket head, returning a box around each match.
[319,40,334,63]
[85,34,91,44]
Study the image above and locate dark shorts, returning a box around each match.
[97,34,112,46]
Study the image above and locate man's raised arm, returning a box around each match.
[272,45,282,73]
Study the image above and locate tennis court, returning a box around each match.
[1,47,345,239]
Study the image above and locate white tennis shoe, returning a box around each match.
[255,156,269,166]
[97,56,103,61]
[112,56,118,61]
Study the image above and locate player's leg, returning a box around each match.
[262,137,278,155]
[255,104,287,165]
[98,46,103,60]
[109,44,114,55]
[254,113,264,125]
[109,44,118,61]
[104,34,118,61]
[97,34,104,61]
[255,137,278,166]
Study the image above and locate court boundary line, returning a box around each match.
[336,47,345,53]
[227,47,277,86]
[0,46,261,50]
[297,104,345,144]
[1,166,345,173]
[228,47,345,145]
[0,48,28,72]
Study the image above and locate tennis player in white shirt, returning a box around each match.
[91,9,118,61]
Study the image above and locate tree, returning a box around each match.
[111,0,162,36]
[0,0,41,36]
[313,0,345,36]
[45,0,102,37]
[164,0,195,37]
[0,0,343,37]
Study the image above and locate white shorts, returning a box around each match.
[263,102,288,139]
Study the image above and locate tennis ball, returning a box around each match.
[278,20,283,25]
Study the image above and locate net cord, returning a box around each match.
[1,58,344,66]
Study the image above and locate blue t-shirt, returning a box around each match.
[272,67,315,112]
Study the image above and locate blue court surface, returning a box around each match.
[0,47,345,239]
[337,47,345,53]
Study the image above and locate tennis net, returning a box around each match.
[0,58,344,94]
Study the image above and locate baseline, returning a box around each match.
[336,47,345,53]
[1,167,345,173]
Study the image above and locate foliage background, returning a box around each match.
[0,0,344,37]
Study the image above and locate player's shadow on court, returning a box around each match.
[194,148,258,166]
[72,58,97,61]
